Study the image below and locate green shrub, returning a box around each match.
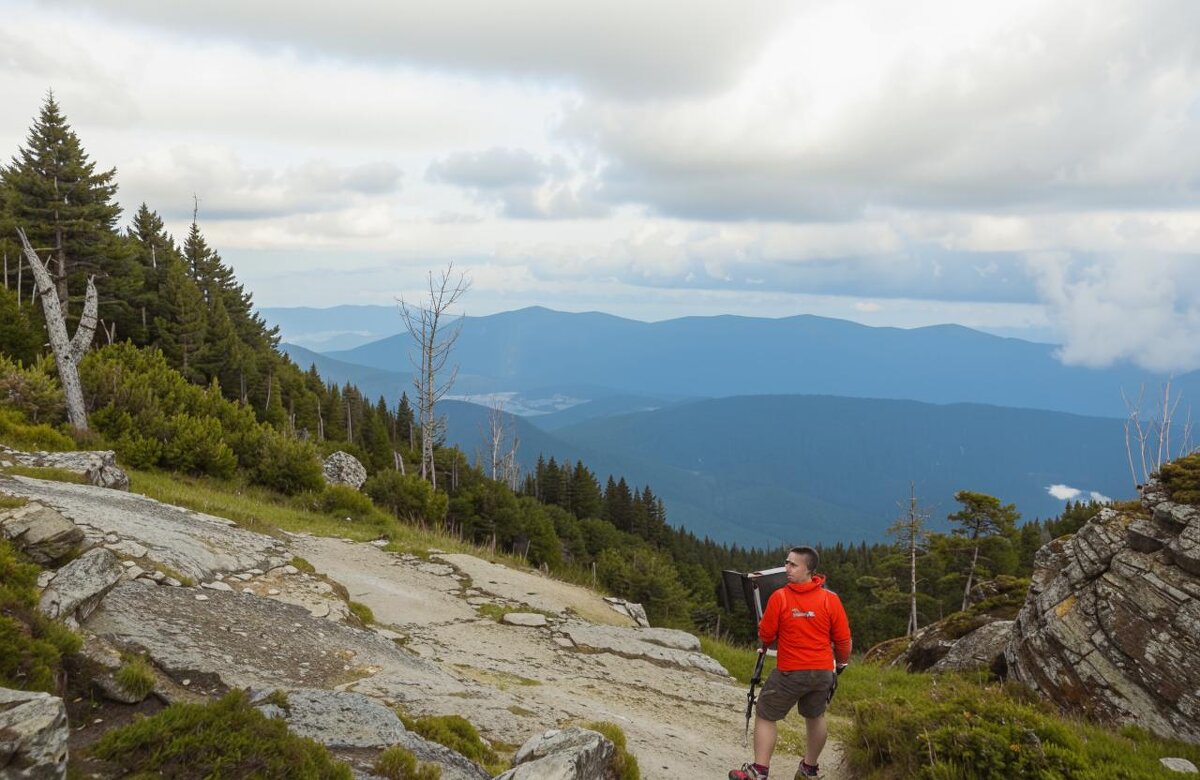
[0,355,63,425]
[364,470,441,522]
[0,407,74,452]
[0,288,44,365]
[583,721,640,780]
[405,714,501,773]
[115,655,156,700]
[254,428,324,495]
[373,745,441,780]
[0,539,81,692]
[316,484,376,521]
[162,413,238,478]
[1160,452,1200,505]
[349,601,375,625]
[0,494,29,510]
[90,689,352,779]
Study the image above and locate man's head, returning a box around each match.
[784,546,819,583]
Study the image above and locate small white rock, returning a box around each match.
[282,565,299,575]
[194,594,209,601]
[1161,758,1199,774]
[202,581,233,592]
[267,588,281,596]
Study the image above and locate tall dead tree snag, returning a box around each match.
[398,264,470,491]
[17,227,97,432]
[887,482,929,637]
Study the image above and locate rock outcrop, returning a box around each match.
[38,547,124,625]
[0,687,69,780]
[1006,477,1200,743]
[322,451,367,490]
[0,473,289,582]
[0,445,129,490]
[0,501,83,565]
[496,727,615,780]
[557,623,729,677]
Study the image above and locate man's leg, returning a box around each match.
[803,714,828,766]
[753,715,778,767]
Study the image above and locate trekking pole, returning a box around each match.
[743,648,767,747]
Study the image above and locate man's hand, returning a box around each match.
[836,662,848,675]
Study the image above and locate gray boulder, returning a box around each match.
[1006,480,1200,743]
[496,727,614,780]
[251,688,406,748]
[323,451,367,490]
[38,547,124,625]
[0,687,69,780]
[0,502,83,565]
[930,620,1013,674]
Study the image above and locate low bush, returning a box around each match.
[1160,452,1200,505]
[115,655,156,700]
[402,713,502,774]
[315,484,377,522]
[0,407,74,452]
[254,428,325,495]
[373,745,441,780]
[0,355,63,425]
[583,721,640,780]
[90,689,352,779]
[0,538,81,692]
[364,470,443,524]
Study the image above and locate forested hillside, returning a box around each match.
[0,93,1128,656]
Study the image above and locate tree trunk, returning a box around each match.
[18,228,96,433]
[961,543,980,612]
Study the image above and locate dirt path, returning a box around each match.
[291,535,850,778]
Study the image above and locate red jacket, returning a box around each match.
[758,574,852,672]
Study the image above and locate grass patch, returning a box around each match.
[0,493,29,510]
[452,664,540,690]
[399,713,504,775]
[290,555,317,574]
[114,655,156,700]
[582,721,640,780]
[373,745,441,780]
[698,635,777,685]
[0,538,81,692]
[151,562,195,587]
[90,689,352,779]
[844,663,1200,779]
[507,705,536,717]
[1,464,88,484]
[349,600,375,625]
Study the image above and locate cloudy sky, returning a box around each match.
[4,0,1200,369]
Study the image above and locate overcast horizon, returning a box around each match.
[4,0,1200,369]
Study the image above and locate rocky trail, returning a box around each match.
[1,468,849,778]
[290,534,850,777]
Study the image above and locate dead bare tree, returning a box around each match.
[887,482,929,637]
[17,227,97,432]
[483,395,521,489]
[398,264,470,491]
[1123,377,1195,490]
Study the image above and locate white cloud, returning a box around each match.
[43,0,792,99]
[1046,484,1112,503]
[1026,256,1200,371]
[1047,484,1082,500]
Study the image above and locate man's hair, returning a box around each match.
[789,546,819,571]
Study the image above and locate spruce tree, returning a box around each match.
[1,92,121,321]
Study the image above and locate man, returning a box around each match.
[730,546,852,780]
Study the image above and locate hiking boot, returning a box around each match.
[794,759,820,778]
[729,763,768,780]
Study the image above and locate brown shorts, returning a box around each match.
[755,668,835,720]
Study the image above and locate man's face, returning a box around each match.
[784,551,811,583]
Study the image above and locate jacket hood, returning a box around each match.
[786,573,826,594]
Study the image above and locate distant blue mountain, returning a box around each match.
[312,306,1197,419]
[440,395,1135,546]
